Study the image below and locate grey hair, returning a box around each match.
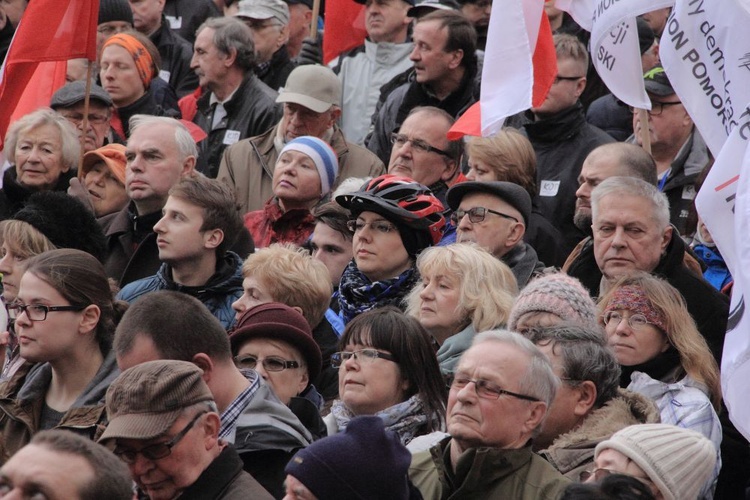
[197,17,256,72]
[524,323,621,408]
[5,108,80,171]
[129,115,198,161]
[472,329,559,410]
[591,176,670,229]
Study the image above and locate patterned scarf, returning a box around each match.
[331,394,428,445]
[337,261,419,324]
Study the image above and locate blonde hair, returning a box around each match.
[1,220,56,259]
[241,244,333,327]
[598,272,721,410]
[466,128,537,197]
[406,244,518,332]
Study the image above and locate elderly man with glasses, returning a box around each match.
[409,330,570,499]
[99,360,274,499]
[445,181,544,288]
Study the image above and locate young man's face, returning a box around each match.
[153,196,218,265]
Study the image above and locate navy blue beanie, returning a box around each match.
[285,416,412,500]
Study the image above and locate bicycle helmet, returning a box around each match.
[336,175,446,251]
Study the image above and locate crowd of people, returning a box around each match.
[0,0,746,498]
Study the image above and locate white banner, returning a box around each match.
[480,0,542,135]
[660,0,750,156]
[695,103,750,441]
[588,0,673,109]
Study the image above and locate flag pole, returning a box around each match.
[79,61,94,172]
[310,0,321,40]
[637,108,651,155]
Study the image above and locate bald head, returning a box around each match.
[574,143,657,231]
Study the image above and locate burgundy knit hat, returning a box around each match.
[229,302,322,382]
[602,285,668,332]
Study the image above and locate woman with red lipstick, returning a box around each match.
[0,249,127,461]
[598,272,721,498]
[334,175,445,325]
[326,307,446,446]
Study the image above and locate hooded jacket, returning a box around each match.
[409,437,570,500]
[540,389,660,480]
[0,351,119,464]
[117,251,244,329]
[232,378,312,499]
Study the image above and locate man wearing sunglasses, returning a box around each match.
[100,360,274,499]
[409,330,570,498]
[446,181,544,288]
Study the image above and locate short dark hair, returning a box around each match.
[590,143,658,186]
[30,430,133,500]
[416,10,477,76]
[197,17,256,72]
[339,307,446,432]
[525,323,620,408]
[406,106,463,163]
[168,175,243,256]
[114,291,233,362]
[313,202,353,241]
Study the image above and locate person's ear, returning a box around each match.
[524,401,547,433]
[572,380,598,417]
[505,222,525,248]
[203,228,224,250]
[297,370,309,396]
[192,353,215,384]
[78,304,101,336]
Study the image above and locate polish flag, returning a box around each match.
[448,0,556,139]
[0,0,99,150]
[322,0,368,64]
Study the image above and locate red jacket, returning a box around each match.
[244,199,315,248]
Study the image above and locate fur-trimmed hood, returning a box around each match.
[540,388,660,479]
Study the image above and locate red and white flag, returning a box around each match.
[449,0,556,139]
[0,0,99,149]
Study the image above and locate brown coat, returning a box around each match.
[217,124,385,215]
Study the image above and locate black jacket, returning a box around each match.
[524,103,614,256]
[193,73,282,177]
[164,0,221,44]
[258,46,297,92]
[115,87,179,138]
[566,233,729,363]
[150,16,199,98]
[0,168,76,220]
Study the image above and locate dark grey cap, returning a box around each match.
[643,66,674,97]
[447,181,532,226]
[50,81,113,109]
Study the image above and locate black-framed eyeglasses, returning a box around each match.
[390,133,452,158]
[346,219,398,235]
[234,354,302,372]
[553,75,584,84]
[7,302,85,322]
[113,411,207,464]
[331,348,397,368]
[628,101,682,116]
[450,375,540,402]
[602,311,654,331]
[59,112,110,125]
[450,206,519,225]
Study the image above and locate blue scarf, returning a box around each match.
[337,261,419,324]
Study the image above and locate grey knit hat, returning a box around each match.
[508,272,597,331]
[595,424,717,500]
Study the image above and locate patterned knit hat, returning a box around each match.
[508,272,597,330]
[279,136,339,196]
[595,424,717,500]
[602,285,668,333]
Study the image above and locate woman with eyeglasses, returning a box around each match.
[325,307,446,446]
[334,175,445,325]
[0,249,127,462]
[580,424,717,500]
[230,302,327,439]
[598,272,722,498]
[405,244,518,377]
